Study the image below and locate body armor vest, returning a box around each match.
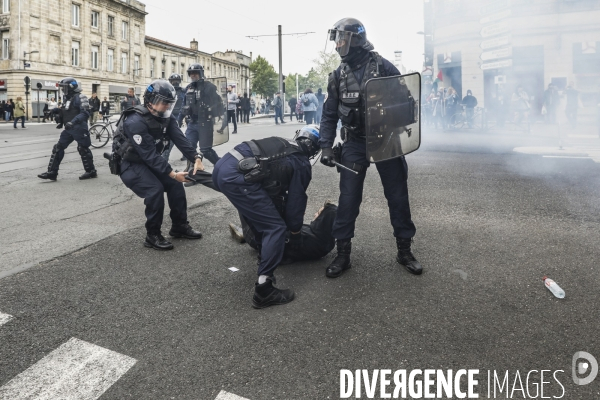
[61,94,87,124]
[336,52,382,135]
[186,81,217,123]
[113,105,169,163]
[245,137,304,196]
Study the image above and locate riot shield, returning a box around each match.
[364,72,421,162]
[207,76,229,146]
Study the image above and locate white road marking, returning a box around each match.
[0,312,13,327]
[228,267,240,272]
[543,155,592,159]
[0,337,137,400]
[214,391,250,400]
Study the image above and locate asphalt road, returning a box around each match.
[0,119,599,399]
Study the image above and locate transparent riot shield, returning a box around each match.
[364,72,421,162]
[207,76,229,146]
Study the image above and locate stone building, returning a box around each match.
[0,0,251,117]
[424,0,600,118]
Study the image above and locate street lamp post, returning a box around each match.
[22,51,39,121]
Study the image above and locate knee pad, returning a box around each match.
[77,145,92,156]
[52,143,64,154]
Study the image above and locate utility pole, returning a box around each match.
[246,27,314,95]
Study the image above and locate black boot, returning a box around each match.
[169,224,203,239]
[38,171,58,181]
[396,237,422,275]
[79,170,97,180]
[252,277,295,309]
[144,234,174,250]
[326,239,352,278]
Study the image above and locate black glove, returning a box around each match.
[320,147,335,167]
[288,232,303,253]
[65,122,73,130]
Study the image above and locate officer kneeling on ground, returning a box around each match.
[212,125,320,309]
[320,18,423,277]
[110,79,205,250]
[38,77,97,181]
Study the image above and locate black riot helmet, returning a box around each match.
[187,63,205,82]
[143,79,177,118]
[168,73,182,87]
[58,77,81,98]
[328,18,374,58]
[294,125,321,159]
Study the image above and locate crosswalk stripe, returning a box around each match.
[0,312,13,327]
[214,390,250,400]
[0,337,137,400]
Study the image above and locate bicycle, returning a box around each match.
[89,118,117,148]
[449,106,484,130]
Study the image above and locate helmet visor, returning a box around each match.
[147,94,176,118]
[188,69,205,82]
[328,30,353,57]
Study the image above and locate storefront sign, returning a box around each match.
[0,79,6,89]
[480,21,511,38]
[31,79,59,90]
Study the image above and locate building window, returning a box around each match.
[150,57,155,77]
[171,61,175,73]
[91,45,98,69]
[72,4,80,27]
[2,33,8,59]
[107,49,114,72]
[71,41,79,66]
[91,11,98,28]
[108,16,114,36]
[2,0,9,13]
[121,52,127,73]
[134,55,139,76]
[122,21,128,40]
[180,63,184,76]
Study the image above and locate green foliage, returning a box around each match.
[285,51,340,97]
[249,55,278,98]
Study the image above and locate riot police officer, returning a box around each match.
[169,73,186,128]
[212,125,321,309]
[111,79,205,250]
[38,77,97,181]
[181,64,223,165]
[319,18,423,278]
[161,73,186,161]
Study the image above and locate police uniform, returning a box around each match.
[320,17,421,277]
[161,85,186,161]
[182,80,222,165]
[115,106,201,241]
[38,81,96,180]
[212,135,315,308]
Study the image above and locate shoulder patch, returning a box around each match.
[133,134,142,145]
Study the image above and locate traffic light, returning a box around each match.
[282,75,286,93]
[282,82,286,94]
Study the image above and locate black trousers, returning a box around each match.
[120,161,188,235]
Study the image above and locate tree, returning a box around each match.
[310,51,340,90]
[249,55,278,98]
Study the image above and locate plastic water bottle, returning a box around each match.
[543,276,565,299]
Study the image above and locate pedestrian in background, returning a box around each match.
[462,89,478,128]
[543,83,559,124]
[300,88,319,125]
[5,99,14,121]
[512,85,530,124]
[315,87,325,124]
[272,91,286,125]
[564,82,579,128]
[242,92,250,123]
[444,87,459,128]
[0,100,5,122]
[100,97,111,122]
[42,98,49,122]
[288,96,297,121]
[265,97,271,114]
[260,97,265,114]
[89,92,100,124]
[225,85,238,134]
[236,92,243,123]
[13,96,26,129]
[120,88,141,112]
[296,100,303,122]
[250,96,256,117]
